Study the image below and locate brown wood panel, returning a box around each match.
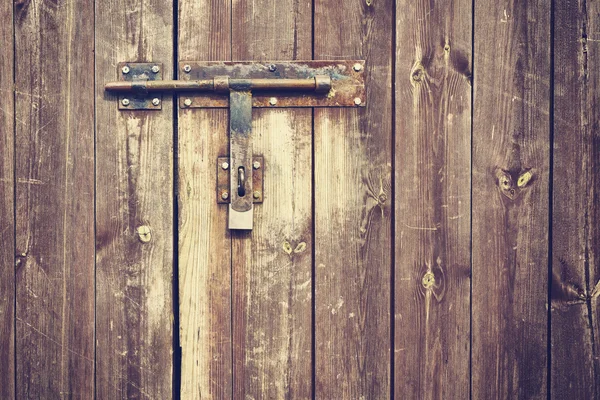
[95,0,174,397]
[178,1,232,397]
[394,0,472,397]
[14,0,95,397]
[472,0,550,398]
[313,0,393,398]
[231,0,313,398]
[552,0,600,397]
[0,0,14,398]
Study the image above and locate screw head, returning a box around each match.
[354,97,362,105]
[253,191,261,199]
[121,98,130,106]
[122,65,130,74]
[221,162,229,170]
[152,98,160,106]
[183,98,192,107]
[221,191,229,200]
[353,63,363,72]
[253,160,261,170]
[183,64,192,73]
[268,64,277,72]
[269,97,278,106]
[151,65,160,73]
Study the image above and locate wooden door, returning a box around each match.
[1,0,599,399]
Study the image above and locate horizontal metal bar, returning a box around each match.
[105,76,330,93]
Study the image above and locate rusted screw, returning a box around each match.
[253,191,261,199]
[121,98,130,106]
[268,64,277,72]
[353,63,363,72]
[183,64,192,73]
[122,66,130,74]
[221,162,229,170]
[354,97,362,105]
[253,160,261,170]
[151,65,160,73]
[221,191,229,200]
[183,98,192,107]
[269,97,278,106]
[152,98,160,106]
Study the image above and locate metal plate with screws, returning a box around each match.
[217,156,264,204]
[117,62,163,110]
[178,60,366,108]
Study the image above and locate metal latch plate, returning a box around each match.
[118,62,163,110]
[178,60,366,109]
[217,156,264,204]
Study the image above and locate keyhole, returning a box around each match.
[238,167,246,197]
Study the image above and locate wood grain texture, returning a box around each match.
[95,0,174,397]
[313,0,393,398]
[0,0,14,398]
[472,0,550,398]
[552,0,600,397]
[178,1,232,397]
[394,0,472,398]
[231,0,313,398]
[14,0,95,397]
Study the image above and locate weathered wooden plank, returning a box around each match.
[231,0,313,398]
[394,0,472,397]
[551,0,600,397]
[313,0,393,398]
[0,0,14,398]
[472,1,550,398]
[95,0,174,397]
[14,0,95,397]
[178,1,232,397]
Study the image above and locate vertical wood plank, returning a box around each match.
[472,0,550,398]
[314,0,393,398]
[231,1,313,398]
[14,0,95,397]
[552,0,600,397]
[177,0,232,397]
[95,0,173,397]
[394,0,472,397]
[0,0,14,398]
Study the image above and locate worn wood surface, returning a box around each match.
[14,0,95,397]
[95,0,174,397]
[395,0,472,398]
[552,0,600,398]
[178,0,232,398]
[231,0,313,398]
[314,0,393,398]
[0,0,14,398]
[472,0,551,398]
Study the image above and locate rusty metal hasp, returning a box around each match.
[105,60,366,230]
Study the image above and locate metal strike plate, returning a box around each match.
[118,62,163,110]
[217,156,264,204]
[178,60,366,108]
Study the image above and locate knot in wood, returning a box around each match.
[422,271,435,289]
[137,225,152,243]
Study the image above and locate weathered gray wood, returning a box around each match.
[0,0,14,398]
[14,0,95,397]
[95,0,174,397]
[395,0,472,397]
[552,0,600,397]
[472,0,550,398]
[231,0,313,397]
[314,0,393,398]
[178,0,232,397]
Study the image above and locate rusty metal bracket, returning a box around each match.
[117,62,163,110]
[105,60,365,230]
[217,156,264,204]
